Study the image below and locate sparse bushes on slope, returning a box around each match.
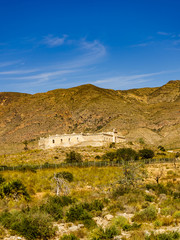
[132,205,157,222]
[56,171,74,182]
[0,209,57,240]
[0,179,30,201]
[66,204,92,222]
[80,200,104,212]
[65,151,82,163]
[139,149,154,159]
[40,195,75,220]
[102,148,139,162]
[145,231,180,240]
[90,226,118,240]
[60,234,80,240]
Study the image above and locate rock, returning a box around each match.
[159,194,167,201]
[114,236,122,240]
[93,217,109,228]
[104,214,114,221]
[144,230,150,236]
[77,224,84,228]
[69,226,79,232]
[116,212,134,220]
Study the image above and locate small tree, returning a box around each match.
[116,148,139,162]
[158,145,165,152]
[139,149,154,159]
[113,161,148,196]
[1,180,30,201]
[23,140,29,151]
[53,174,69,196]
[0,175,5,185]
[65,151,82,163]
[102,151,116,161]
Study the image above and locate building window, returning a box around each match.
[52,139,55,143]
[61,139,63,142]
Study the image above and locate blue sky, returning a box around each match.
[0,0,180,93]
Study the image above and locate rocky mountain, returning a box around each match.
[0,80,179,149]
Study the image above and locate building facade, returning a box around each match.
[39,129,125,149]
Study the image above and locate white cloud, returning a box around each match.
[0,69,38,75]
[130,42,153,48]
[43,34,68,47]
[157,31,171,36]
[80,39,106,58]
[0,60,21,68]
[93,70,180,85]
[0,37,107,93]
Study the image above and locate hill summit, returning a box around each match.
[0,80,180,149]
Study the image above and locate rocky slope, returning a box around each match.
[0,80,179,149]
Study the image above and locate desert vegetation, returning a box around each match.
[0,145,179,239]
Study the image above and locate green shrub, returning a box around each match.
[122,222,141,231]
[48,195,75,207]
[154,220,162,228]
[0,180,30,201]
[109,142,115,148]
[0,175,5,185]
[102,151,116,161]
[161,207,175,216]
[60,234,80,240]
[0,210,56,240]
[81,200,104,212]
[66,204,92,222]
[173,211,180,225]
[158,146,165,152]
[40,201,63,221]
[132,205,157,222]
[40,195,75,220]
[0,225,6,239]
[139,149,154,159]
[65,151,82,163]
[102,148,139,162]
[116,148,138,161]
[145,194,155,202]
[146,183,170,195]
[90,226,118,240]
[113,216,129,228]
[161,216,174,226]
[145,231,180,240]
[173,191,180,199]
[56,171,74,182]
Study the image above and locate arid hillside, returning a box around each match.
[0,80,179,149]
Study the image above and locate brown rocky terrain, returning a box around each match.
[0,80,179,150]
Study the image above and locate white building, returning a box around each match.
[39,129,125,149]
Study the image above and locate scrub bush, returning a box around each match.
[145,231,180,240]
[90,226,118,240]
[0,210,56,240]
[60,234,80,240]
[132,205,157,222]
[66,204,92,222]
[56,171,74,182]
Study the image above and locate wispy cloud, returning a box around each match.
[93,70,180,86]
[0,69,38,75]
[80,39,106,58]
[0,36,107,92]
[131,42,154,48]
[157,31,171,36]
[0,60,21,68]
[42,34,68,47]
